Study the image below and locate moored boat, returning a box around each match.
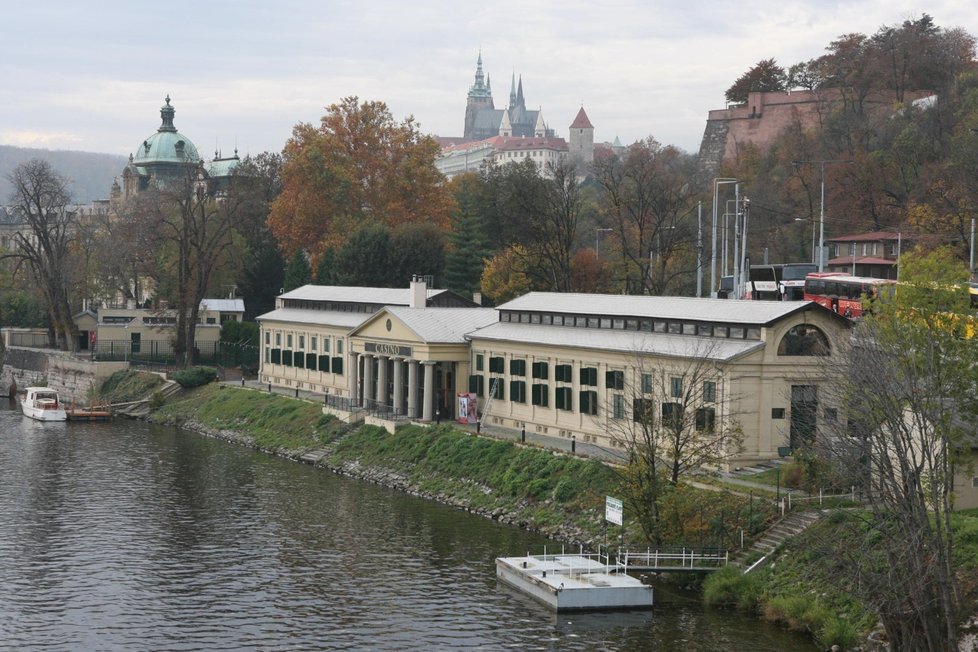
[21,387,68,421]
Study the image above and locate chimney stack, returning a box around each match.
[409,275,427,308]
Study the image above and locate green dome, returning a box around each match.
[133,96,200,165]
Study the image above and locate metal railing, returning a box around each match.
[620,546,728,571]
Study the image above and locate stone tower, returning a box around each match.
[568,106,594,164]
[464,52,494,141]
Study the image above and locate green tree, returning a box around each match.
[334,223,393,287]
[283,250,311,292]
[388,222,446,287]
[315,246,338,285]
[814,246,976,650]
[724,58,787,104]
[234,153,285,320]
[444,173,491,297]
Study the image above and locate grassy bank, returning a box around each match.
[145,384,771,547]
[704,509,978,649]
[149,383,347,450]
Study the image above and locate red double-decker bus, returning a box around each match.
[803,272,896,319]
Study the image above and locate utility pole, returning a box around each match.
[711,178,737,297]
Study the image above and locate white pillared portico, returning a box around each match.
[347,306,497,421]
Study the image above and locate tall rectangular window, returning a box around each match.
[696,407,716,431]
[469,375,485,396]
[298,335,305,350]
[287,334,293,348]
[703,381,716,403]
[580,367,598,386]
[510,359,526,376]
[531,384,549,407]
[489,356,505,373]
[476,354,484,372]
[662,402,683,427]
[336,340,343,354]
[555,387,573,411]
[605,370,624,390]
[510,380,526,403]
[532,361,548,379]
[555,364,573,383]
[633,398,654,423]
[670,377,683,398]
[641,373,653,394]
[579,390,598,415]
[612,394,625,419]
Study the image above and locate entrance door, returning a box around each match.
[131,332,141,355]
[789,385,817,450]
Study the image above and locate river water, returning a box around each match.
[0,405,816,651]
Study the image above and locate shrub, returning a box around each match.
[703,566,763,612]
[819,617,859,649]
[552,477,578,503]
[148,391,166,409]
[171,366,218,388]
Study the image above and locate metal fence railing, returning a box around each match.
[93,340,259,369]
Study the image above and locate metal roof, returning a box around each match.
[279,285,448,305]
[199,299,245,312]
[382,307,498,343]
[468,322,764,361]
[256,308,370,329]
[496,292,811,326]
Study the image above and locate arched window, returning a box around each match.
[778,324,830,356]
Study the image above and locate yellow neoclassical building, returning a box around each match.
[258,283,851,468]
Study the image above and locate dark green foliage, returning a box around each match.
[334,223,393,287]
[725,58,787,104]
[283,250,312,292]
[170,366,218,388]
[315,246,337,284]
[388,222,447,286]
[444,174,491,296]
[220,320,259,345]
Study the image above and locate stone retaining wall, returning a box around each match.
[1,347,127,401]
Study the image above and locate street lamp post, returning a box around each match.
[793,159,852,272]
[712,178,737,296]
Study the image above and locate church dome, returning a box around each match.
[133,95,200,165]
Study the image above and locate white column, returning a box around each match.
[422,361,435,422]
[392,358,404,415]
[376,355,388,408]
[348,351,359,404]
[408,360,419,419]
[362,354,374,408]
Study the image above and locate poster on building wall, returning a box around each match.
[456,392,478,424]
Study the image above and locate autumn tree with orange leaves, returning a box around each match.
[268,97,453,262]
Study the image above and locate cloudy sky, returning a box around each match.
[1,1,973,158]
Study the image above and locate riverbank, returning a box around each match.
[146,380,971,650]
[147,383,622,545]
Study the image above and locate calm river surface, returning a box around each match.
[0,405,816,651]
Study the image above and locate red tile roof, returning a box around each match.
[570,106,593,129]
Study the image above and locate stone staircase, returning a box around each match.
[114,380,182,418]
[734,510,823,572]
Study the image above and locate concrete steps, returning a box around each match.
[733,510,823,569]
[114,380,182,418]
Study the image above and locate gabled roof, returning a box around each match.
[497,292,814,326]
[380,307,498,343]
[570,106,593,129]
[487,135,568,152]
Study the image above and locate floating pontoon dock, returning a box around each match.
[496,552,653,612]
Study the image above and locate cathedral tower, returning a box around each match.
[464,52,494,141]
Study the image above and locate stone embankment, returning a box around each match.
[164,417,596,546]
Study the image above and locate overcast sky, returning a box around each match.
[1,1,973,159]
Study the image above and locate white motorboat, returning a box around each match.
[21,387,68,421]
